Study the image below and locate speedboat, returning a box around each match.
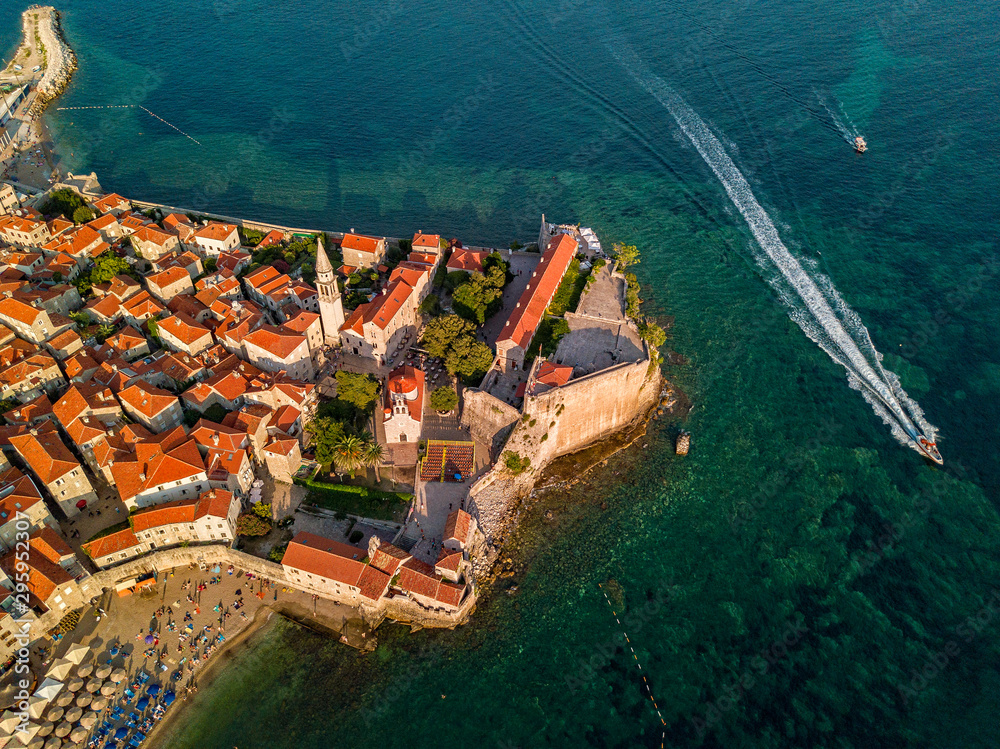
[854,136,867,153]
[915,435,943,465]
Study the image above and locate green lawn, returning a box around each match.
[294,478,411,522]
[547,259,590,316]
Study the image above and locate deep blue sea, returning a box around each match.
[4,0,1000,746]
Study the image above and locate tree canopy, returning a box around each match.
[452,265,506,324]
[335,370,380,413]
[91,251,131,285]
[40,188,89,222]
[305,417,346,468]
[421,315,476,359]
[430,385,459,412]
[613,242,640,270]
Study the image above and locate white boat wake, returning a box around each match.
[814,90,860,146]
[611,45,940,462]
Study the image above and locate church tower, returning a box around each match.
[315,236,344,345]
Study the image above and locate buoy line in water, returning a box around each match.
[598,583,666,748]
[54,104,202,145]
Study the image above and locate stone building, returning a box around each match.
[262,435,301,484]
[314,237,344,345]
[9,423,98,517]
[383,365,424,444]
[117,381,184,433]
[340,232,387,270]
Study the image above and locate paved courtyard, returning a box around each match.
[482,251,542,347]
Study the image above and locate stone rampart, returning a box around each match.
[460,389,520,461]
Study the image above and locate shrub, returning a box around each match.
[349,530,364,544]
[503,451,531,475]
[251,502,272,520]
[268,544,288,563]
[236,513,272,537]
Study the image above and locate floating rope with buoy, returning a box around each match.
[598,582,666,747]
[54,103,201,145]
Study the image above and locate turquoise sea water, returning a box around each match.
[7,0,1000,745]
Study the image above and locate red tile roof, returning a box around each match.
[82,527,140,560]
[118,380,179,418]
[533,360,573,389]
[444,509,473,546]
[385,365,424,422]
[147,266,191,291]
[9,423,83,484]
[193,223,237,242]
[397,558,464,607]
[497,234,577,351]
[243,324,307,360]
[158,313,211,347]
[340,233,382,254]
[446,248,490,273]
[411,232,441,250]
[282,532,390,601]
[0,466,44,520]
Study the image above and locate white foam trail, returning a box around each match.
[612,46,938,457]
[814,90,855,144]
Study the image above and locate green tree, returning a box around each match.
[362,440,385,483]
[72,205,95,225]
[430,386,459,412]
[305,417,346,468]
[418,294,441,316]
[203,257,217,273]
[95,324,115,343]
[452,265,506,324]
[503,451,531,475]
[91,251,130,285]
[443,270,470,292]
[445,337,494,383]
[251,501,273,520]
[335,371,380,413]
[146,318,160,339]
[40,188,87,222]
[625,273,641,318]
[421,315,476,359]
[69,311,90,329]
[613,242,640,270]
[333,433,366,479]
[236,513,271,537]
[638,318,667,350]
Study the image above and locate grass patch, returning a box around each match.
[294,477,411,521]
[525,317,570,364]
[547,259,590,316]
[84,520,131,544]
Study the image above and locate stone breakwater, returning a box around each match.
[27,6,78,114]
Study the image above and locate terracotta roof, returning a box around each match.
[385,365,424,422]
[0,466,43,520]
[435,547,464,574]
[340,233,382,254]
[447,248,490,274]
[190,419,247,452]
[87,213,119,231]
[130,488,233,533]
[3,393,53,426]
[131,225,176,248]
[533,360,573,389]
[0,539,71,604]
[110,437,206,504]
[30,526,73,562]
[52,382,118,426]
[121,290,164,318]
[282,531,390,601]
[497,233,577,351]
[193,223,237,242]
[147,266,191,291]
[118,380,179,419]
[9,423,83,484]
[444,509,473,546]
[0,295,43,325]
[82,527,140,560]
[272,404,300,433]
[84,294,122,321]
[158,313,211,347]
[92,193,129,213]
[369,542,410,576]
[411,232,441,250]
[282,310,319,334]
[397,558,464,607]
[256,230,284,248]
[106,325,147,352]
[262,436,297,457]
[243,324,307,360]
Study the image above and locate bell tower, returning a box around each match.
[315,236,344,345]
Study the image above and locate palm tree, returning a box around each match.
[362,440,385,484]
[333,434,365,479]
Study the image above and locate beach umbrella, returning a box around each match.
[163,691,175,706]
[74,693,90,708]
[45,659,74,681]
[55,722,72,738]
[78,712,97,729]
[103,667,119,681]
[33,679,63,703]
[28,695,49,719]
[65,678,83,693]
[113,727,128,740]
[36,722,54,737]
[15,722,40,744]
[63,644,89,665]
[145,684,160,697]
[143,634,154,645]
[43,738,61,749]
[68,727,86,744]
[85,680,102,694]
[0,710,20,734]
[64,706,82,724]
[99,685,115,697]
[88,696,107,712]
[95,665,112,680]
[55,693,74,707]
[135,697,148,712]
[26,736,45,749]
[45,707,63,723]
[74,664,93,678]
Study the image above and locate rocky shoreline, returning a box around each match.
[27,5,78,115]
